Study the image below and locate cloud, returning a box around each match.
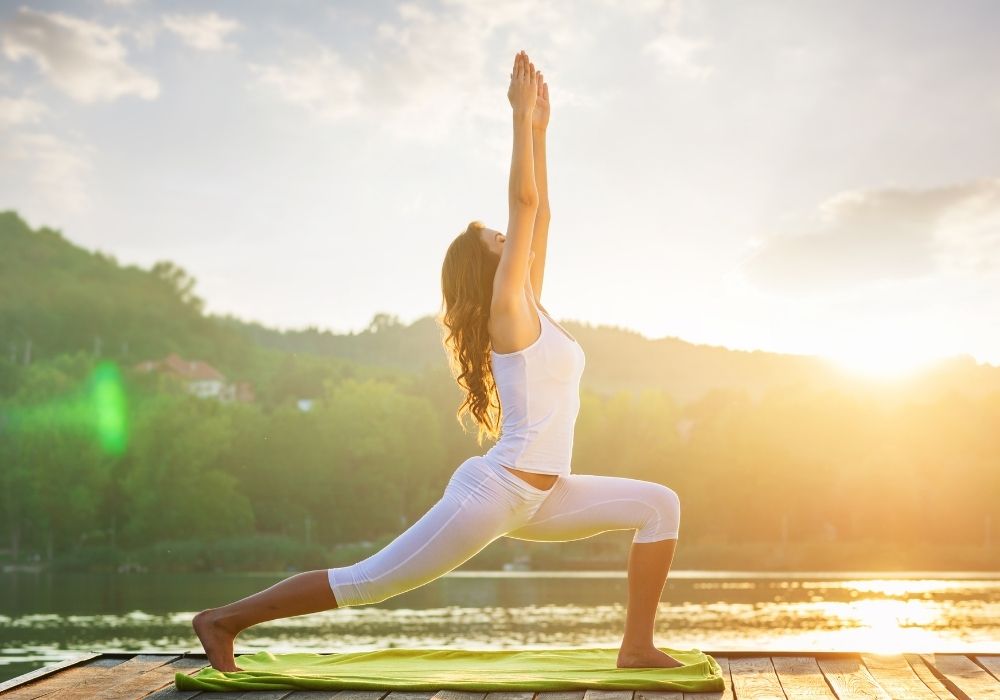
[624,0,713,80]
[248,47,363,121]
[125,20,159,51]
[0,130,95,214]
[368,0,588,146]
[162,12,241,52]
[0,95,49,126]
[368,1,501,141]
[644,32,713,80]
[246,0,600,152]
[0,7,159,103]
[740,179,1000,295]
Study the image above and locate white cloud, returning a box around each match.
[248,47,363,121]
[368,0,580,146]
[931,180,1000,276]
[740,179,1000,296]
[0,95,49,126]
[0,130,95,214]
[125,20,159,51]
[0,7,159,103]
[162,12,241,52]
[242,1,621,151]
[368,2,498,142]
[644,32,713,80]
[635,0,713,80]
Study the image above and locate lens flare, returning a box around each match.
[1,361,128,456]
[89,361,128,455]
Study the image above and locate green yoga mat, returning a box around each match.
[175,647,726,693]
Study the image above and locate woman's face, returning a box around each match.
[479,227,506,257]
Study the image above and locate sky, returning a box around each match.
[2,0,999,376]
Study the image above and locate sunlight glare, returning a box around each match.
[823,598,944,654]
[820,327,949,380]
[848,579,954,596]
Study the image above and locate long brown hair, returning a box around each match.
[439,219,502,446]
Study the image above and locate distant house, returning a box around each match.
[133,352,255,403]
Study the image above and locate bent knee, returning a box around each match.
[634,483,680,543]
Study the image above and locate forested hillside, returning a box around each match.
[0,211,254,374]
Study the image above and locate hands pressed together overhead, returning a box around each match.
[507,49,550,131]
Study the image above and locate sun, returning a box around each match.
[825,349,940,380]
[820,336,948,380]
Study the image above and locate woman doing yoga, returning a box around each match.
[193,50,682,673]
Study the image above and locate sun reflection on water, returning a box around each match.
[822,597,946,654]
[846,579,969,596]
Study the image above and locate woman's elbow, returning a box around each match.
[512,191,539,208]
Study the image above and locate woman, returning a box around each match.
[193,50,682,673]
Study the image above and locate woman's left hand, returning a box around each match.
[532,71,549,131]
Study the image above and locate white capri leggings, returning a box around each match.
[327,455,681,607]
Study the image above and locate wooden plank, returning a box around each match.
[41,654,179,700]
[141,688,201,700]
[902,654,963,700]
[193,692,295,700]
[198,693,293,700]
[142,656,208,700]
[859,653,942,700]
[339,693,393,700]
[817,656,892,699]
[90,656,206,700]
[636,689,682,700]
[0,653,104,694]
[583,692,632,700]
[704,652,910,659]
[1,658,125,700]
[384,694,436,700]
[973,657,1000,684]
[919,653,1000,699]
[535,693,584,700]
[142,676,208,700]
[484,694,534,700]
[431,692,485,700]
[683,655,734,700]
[770,656,837,698]
[142,683,203,699]
[728,657,787,699]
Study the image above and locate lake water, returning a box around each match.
[3,570,999,684]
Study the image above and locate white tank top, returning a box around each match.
[481,297,586,476]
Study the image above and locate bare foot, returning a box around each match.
[192,609,243,672]
[617,646,685,669]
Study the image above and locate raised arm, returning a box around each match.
[528,73,550,302]
[493,51,539,308]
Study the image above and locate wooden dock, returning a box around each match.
[2,650,999,699]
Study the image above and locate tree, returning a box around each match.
[151,261,204,313]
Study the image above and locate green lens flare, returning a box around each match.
[89,361,128,455]
[1,361,129,455]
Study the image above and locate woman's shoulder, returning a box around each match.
[489,291,543,356]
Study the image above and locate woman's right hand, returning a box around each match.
[507,50,538,115]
